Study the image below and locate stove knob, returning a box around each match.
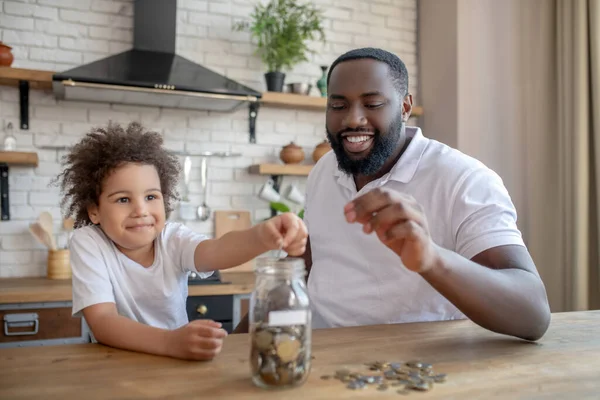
[197,304,208,315]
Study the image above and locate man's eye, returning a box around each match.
[328,103,345,110]
[117,197,129,203]
[366,103,384,109]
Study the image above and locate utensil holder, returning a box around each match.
[47,249,71,280]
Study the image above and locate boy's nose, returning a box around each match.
[131,200,148,217]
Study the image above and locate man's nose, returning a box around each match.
[342,104,368,129]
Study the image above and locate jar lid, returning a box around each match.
[255,257,306,276]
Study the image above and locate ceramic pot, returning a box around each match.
[0,42,14,67]
[279,142,305,164]
[312,140,332,162]
[265,71,285,92]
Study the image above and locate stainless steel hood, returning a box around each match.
[52,0,261,112]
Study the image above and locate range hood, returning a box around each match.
[52,0,261,113]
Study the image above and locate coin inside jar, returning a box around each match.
[250,323,310,389]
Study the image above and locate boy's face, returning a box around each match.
[88,163,166,254]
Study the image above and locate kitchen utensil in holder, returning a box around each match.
[47,249,71,280]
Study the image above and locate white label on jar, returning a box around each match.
[268,310,308,326]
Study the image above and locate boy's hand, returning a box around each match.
[257,212,308,256]
[166,319,227,361]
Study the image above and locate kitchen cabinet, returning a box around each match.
[186,294,250,333]
[0,301,91,348]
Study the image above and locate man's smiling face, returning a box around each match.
[325,58,405,176]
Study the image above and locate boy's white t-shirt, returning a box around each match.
[70,222,211,330]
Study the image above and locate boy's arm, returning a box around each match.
[194,225,268,272]
[83,303,226,360]
[194,213,307,273]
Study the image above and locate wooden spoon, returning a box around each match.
[37,212,57,250]
[29,222,54,250]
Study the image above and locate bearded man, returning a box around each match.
[236,48,550,341]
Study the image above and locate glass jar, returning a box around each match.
[250,257,311,390]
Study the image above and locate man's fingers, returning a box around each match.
[364,203,423,234]
[344,191,389,223]
[345,188,417,224]
[378,220,423,243]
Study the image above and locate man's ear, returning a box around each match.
[401,93,413,122]
[87,203,100,225]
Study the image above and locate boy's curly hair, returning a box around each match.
[55,121,181,228]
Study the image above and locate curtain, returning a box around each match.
[556,0,600,310]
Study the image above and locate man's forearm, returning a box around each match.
[421,246,551,341]
[195,226,268,272]
[90,313,172,356]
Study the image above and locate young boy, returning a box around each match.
[55,122,307,360]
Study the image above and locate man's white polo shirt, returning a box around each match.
[304,127,525,329]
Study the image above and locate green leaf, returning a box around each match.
[233,0,326,72]
[297,209,304,219]
[270,202,291,213]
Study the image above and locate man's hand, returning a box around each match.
[344,188,439,273]
[256,212,308,256]
[166,319,228,361]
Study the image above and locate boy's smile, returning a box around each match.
[87,162,166,266]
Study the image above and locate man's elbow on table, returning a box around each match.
[520,296,552,342]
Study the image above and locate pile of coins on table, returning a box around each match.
[250,323,310,388]
[320,360,447,395]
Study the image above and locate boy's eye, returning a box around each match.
[146,194,156,201]
[117,197,129,203]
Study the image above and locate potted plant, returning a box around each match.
[270,201,304,219]
[234,0,326,92]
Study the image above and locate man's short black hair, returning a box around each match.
[327,47,409,96]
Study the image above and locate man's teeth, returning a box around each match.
[345,135,371,143]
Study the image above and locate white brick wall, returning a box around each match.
[0,0,418,277]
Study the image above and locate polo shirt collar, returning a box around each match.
[334,127,428,191]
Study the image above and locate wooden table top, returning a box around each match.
[0,311,598,399]
[0,272,255,304]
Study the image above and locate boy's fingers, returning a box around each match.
[280,215,300,247]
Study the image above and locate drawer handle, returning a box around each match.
[4,313,39,336]
[196,305,208,315]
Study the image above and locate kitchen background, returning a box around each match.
[0,0,419,277]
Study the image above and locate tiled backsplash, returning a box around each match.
[0,0,418,277]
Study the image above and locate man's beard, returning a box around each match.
[326,115,405,176]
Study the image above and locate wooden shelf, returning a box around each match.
[0,67,53,90]
[260,92,326,111]
[249,163,313,176]
[0,68,424,117]
[0,151,39,166]
[260,91,423,116]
